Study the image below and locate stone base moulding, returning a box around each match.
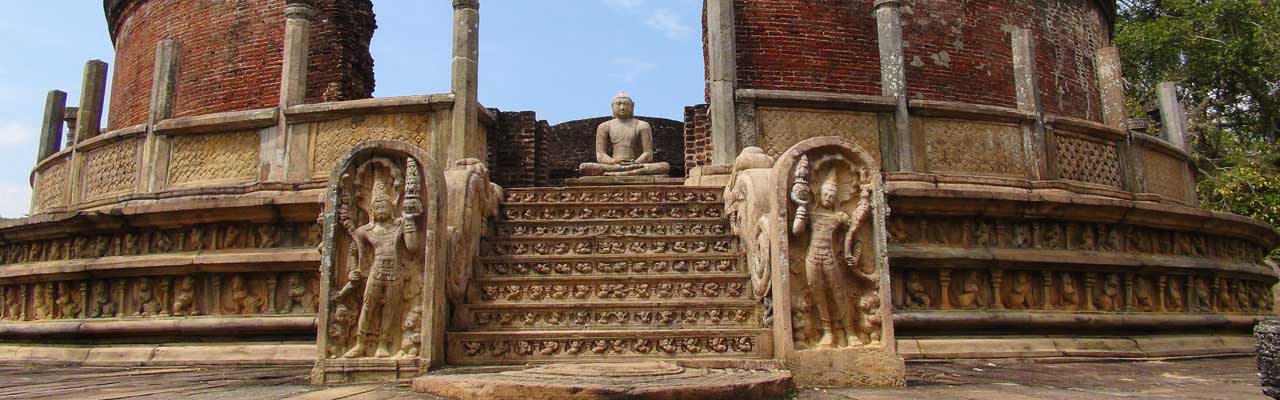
[413,361,795,400]
[0,342,315,366]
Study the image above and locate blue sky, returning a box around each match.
[0,0,705,218]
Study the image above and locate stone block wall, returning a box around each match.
[684,104,711,173]
[719,0,1112,122]
[105,0,376,130]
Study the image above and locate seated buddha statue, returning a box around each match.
[578,92,671,177]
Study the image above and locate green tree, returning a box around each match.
[1115,0,1280,251]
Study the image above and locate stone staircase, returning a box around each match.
[446,185,771,366]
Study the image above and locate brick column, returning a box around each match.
[37,90,67,160]
[875,0,913,172]
[146,40,181,191]
[1011,29,1051,180]
[707,0,738,164]
[449,0,483,166]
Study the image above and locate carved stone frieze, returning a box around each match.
[80,138,141,201]
[503,187,720,204]
[921,118,1027,178]
[473,279,749,304]
[1055,133,1123,188]
[891,267,1276,315]
[465,306,757,329]
[494,221,729,238]
[168,130,260,186]
[34,158,69,212]
[450,334,759,361]
[0,272,319,322]
[500,204,722,222]
[0,221,320,266]
[887,215,1268,263]
[483,238,735,257]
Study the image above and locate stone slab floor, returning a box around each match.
[0,357,1266,399]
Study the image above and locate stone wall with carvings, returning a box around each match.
[1141,147,1192,203]
[168,130,261,187]
[80,138,142,202]
[309,113,435,179]
[33,157,70,213]
[918,118,1028,178]
[1054,132,1123,188]
[757,108,880,164]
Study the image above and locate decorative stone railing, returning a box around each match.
[27,95,498,216]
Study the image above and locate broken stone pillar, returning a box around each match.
[74,60,108,144]
[1158,82,1191,152]
[38,90,67,160]
[146,40,181,191]
[875,0,912,172]
[63,107,78,149]
[707,0,738,165]
[449,0,483,165]
[1011,28,1050,179]
[1096,47,1127,130]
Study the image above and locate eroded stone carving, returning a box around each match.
[579,92,670,177]
[445,158,501,311]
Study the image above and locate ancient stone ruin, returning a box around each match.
[3,0,1276,397]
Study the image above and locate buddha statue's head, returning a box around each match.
[612,92,635,120]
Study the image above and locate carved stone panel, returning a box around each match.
[81,138,141,201]
[169,130,260,186]
[34,158,69,212]
[314,140,446,384]
[310,114,435,179]
[768,136,904,387]
[1142,148,1191,202]
[920,118,1028,178]
[757,108,881,165]
[1055,132,1122,188]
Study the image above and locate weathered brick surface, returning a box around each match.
[546,116,686,182]
[684,104,711,173]
[105,0,375,130]
[718,0,1112,122]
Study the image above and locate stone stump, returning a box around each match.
[1258,320,1280,399]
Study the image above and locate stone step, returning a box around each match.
[481,237,737,257]
[445,328,772,366]
[480,254,742,277]
[457,299,762,331]
[503,186,723,205]
[499,203,724,222]
[471,275,751,305]
[492,219,730,238]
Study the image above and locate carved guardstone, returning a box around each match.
[312,140,447,384]
[769,137,904,387]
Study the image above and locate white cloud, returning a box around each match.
[645,9,691,39]
[603,0,645,10]
[0,121,34,146]
[609,57,658,84]
[0,183,31,219]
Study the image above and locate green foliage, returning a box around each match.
[1116,0,1280,254]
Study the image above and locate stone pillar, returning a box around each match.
[38,90,67,160]
[280,0,315,108]
[707,0,738,164]
[1096,47,1127,129]
[875,0,913,172]
[449,0,482,166]
[272,0,316,182]
[1157,82,1190,152]
[63,108,78,149]
[147,40,181,191]
[74,60,108,144]
[1011,29,1050,179]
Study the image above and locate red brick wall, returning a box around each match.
[721,0,1112,122]
[684,104,711,173]
[106,0,375,130]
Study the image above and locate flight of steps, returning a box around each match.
[445,185,771,366]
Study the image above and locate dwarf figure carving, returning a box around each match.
[397,305,422,358]
[226,274,264,315]
[905,271,932,309]
[327,304,356,359]
[55,281,82,319]
[790,155,874,348]
[1060,273,1079,308]
[32,283,52,320]
[285,273,310,314]
[90,281,117,318]
[134,278,164,317]
[1006,271,1034,309]
[172,276,198,316]
[1096,273,1123,311]
[335,158,423,359]
[955,270,984,309]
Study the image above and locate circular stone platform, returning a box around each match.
[412,362,794,400]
